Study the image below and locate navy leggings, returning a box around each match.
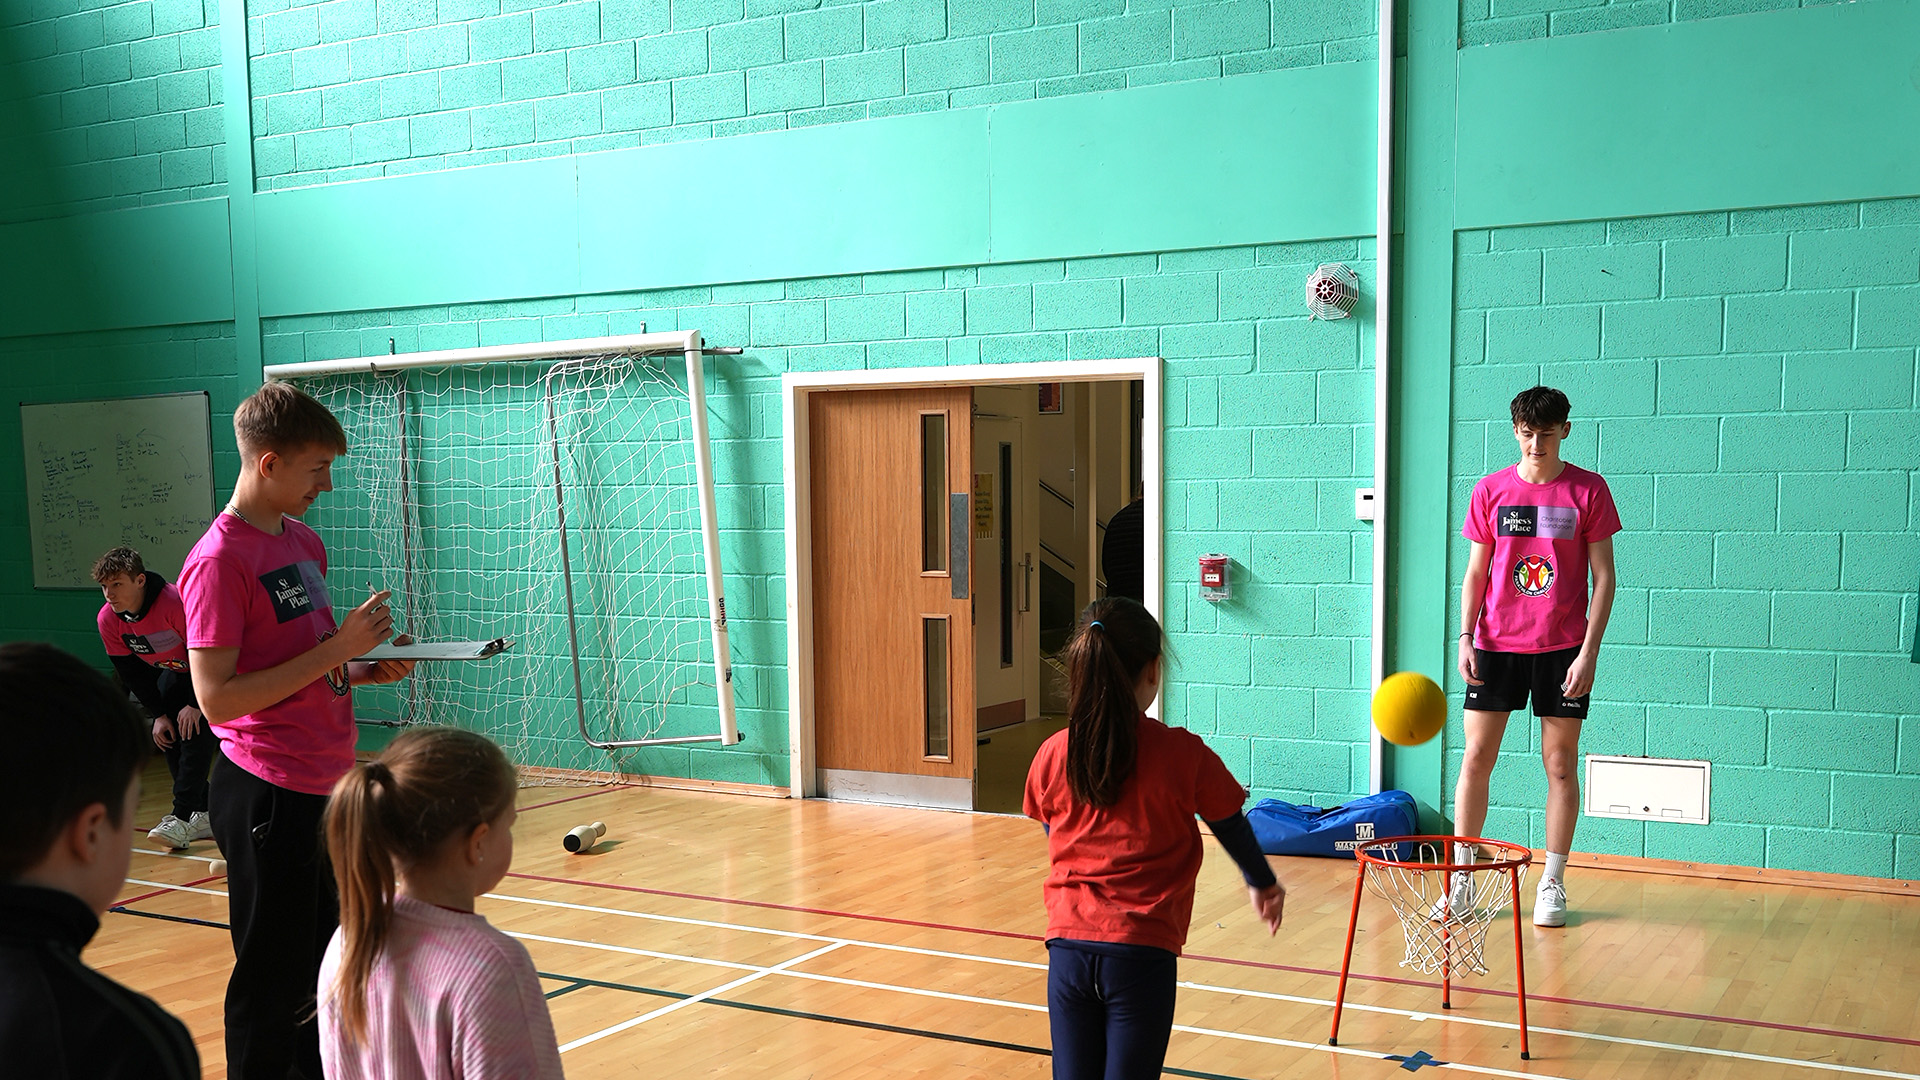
[1046,939,1179,1080]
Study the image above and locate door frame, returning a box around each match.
[782,357,1164,799]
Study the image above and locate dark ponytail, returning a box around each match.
[1064,597,1163,807]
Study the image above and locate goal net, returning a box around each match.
[278,339,736,780]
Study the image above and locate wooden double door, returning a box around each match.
[811,387,977,793]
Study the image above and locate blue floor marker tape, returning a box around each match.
[1385,1050,1449,1071]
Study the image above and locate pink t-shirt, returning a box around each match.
[97,583,190,673]
[1464,463,1621,654]
[319,894,566,1080]
[178,513,355,795]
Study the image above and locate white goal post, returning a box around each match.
[265,330,740,756]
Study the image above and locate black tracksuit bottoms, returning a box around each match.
[208,752,338,1080]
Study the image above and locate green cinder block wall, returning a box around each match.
[1444,201,1920,881]
[1,0,1915,878]
[259,238,1384,797]
[237,0,1376,191]
[0,0,228,223]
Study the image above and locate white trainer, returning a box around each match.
[1428,871,1475,922]
[185,811,214,843]
[1534,876,1567,927]
[148,815,192,850]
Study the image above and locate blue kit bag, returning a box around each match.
[1246,790,1418,859]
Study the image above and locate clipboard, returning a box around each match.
[355,638,514,662]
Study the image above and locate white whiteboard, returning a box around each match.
[21,392,217,589]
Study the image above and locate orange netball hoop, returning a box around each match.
[1329,835,1533,1059]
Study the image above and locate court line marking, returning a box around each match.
[112,874,1920,1076]
[511,924,1582,1080]
[489,892,1045,970]
[522,924,1920,1080]
[122,877,231,900]
[535,968,1263,1080]
[506,869,1037,941]
[131,850,224,865]
[508,930,765,972]
[483,891,1920,1080]
[558,941,845,1053]
[503,868,1920,1049]
[100,882,1920,1080]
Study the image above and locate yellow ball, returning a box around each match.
[1372,671,1446,746]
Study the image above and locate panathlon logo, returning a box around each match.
[1513,553,1555,597]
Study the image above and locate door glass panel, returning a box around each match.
[924,617,950,758]
[998,442,1013,667]
[922,413,946,572]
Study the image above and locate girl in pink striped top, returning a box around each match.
[319,728,565,1080]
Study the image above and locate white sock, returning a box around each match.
[1544,851,1568,883]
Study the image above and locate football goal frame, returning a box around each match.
[265,329,740,751]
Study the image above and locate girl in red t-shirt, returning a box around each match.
[1025,598,1286,1080]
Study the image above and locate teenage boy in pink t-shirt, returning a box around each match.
[1450,386,1619,929]
[92,545,216,851]
[180,381,414,1080]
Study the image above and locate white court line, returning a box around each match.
[121,877,231,899]
[107,879,1920,1079]
[558,942,845,1054]
[1178,982,1920,1080]
[486,889,1920,1080]
[487,892,1048,972]
[131,849,224,865]
[504,923,1582,1080]
[507,931,764,973]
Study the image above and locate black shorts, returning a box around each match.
[1463,647,1589,719]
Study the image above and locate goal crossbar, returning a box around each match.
[265,329,740,752]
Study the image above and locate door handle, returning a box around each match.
[1020,553,1033,613]
[950,492,970,600]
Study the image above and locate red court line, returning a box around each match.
[518,787,623,813]
[117,874,223,908]
[507,871,1039,942]
[505,870,1920,1050]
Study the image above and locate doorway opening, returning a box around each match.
[970,379,1145,814]
[781,358,1161,810]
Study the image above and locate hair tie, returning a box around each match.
[365,760,391,786]
[1088,620,1104,631]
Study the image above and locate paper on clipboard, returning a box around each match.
[356,638,514,662]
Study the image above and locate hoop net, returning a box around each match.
[294,353,719,783]
[1356,836,1532,980]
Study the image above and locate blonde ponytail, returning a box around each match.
[323,728,517,1045]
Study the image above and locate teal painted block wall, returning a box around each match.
[0,0,228,221]
[1460,0,1840,47]
[1444,198,1920,880]
[242,0,1376,190]
[256,238,1383,797]
[0,323,240,657]
[0,0,1916,877]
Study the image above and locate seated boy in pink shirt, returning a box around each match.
[92,546,216,851]
[180,381,414,1080]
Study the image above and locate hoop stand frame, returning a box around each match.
[1328,834,1533,1060]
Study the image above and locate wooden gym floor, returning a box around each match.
[99,757,1920,1079]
